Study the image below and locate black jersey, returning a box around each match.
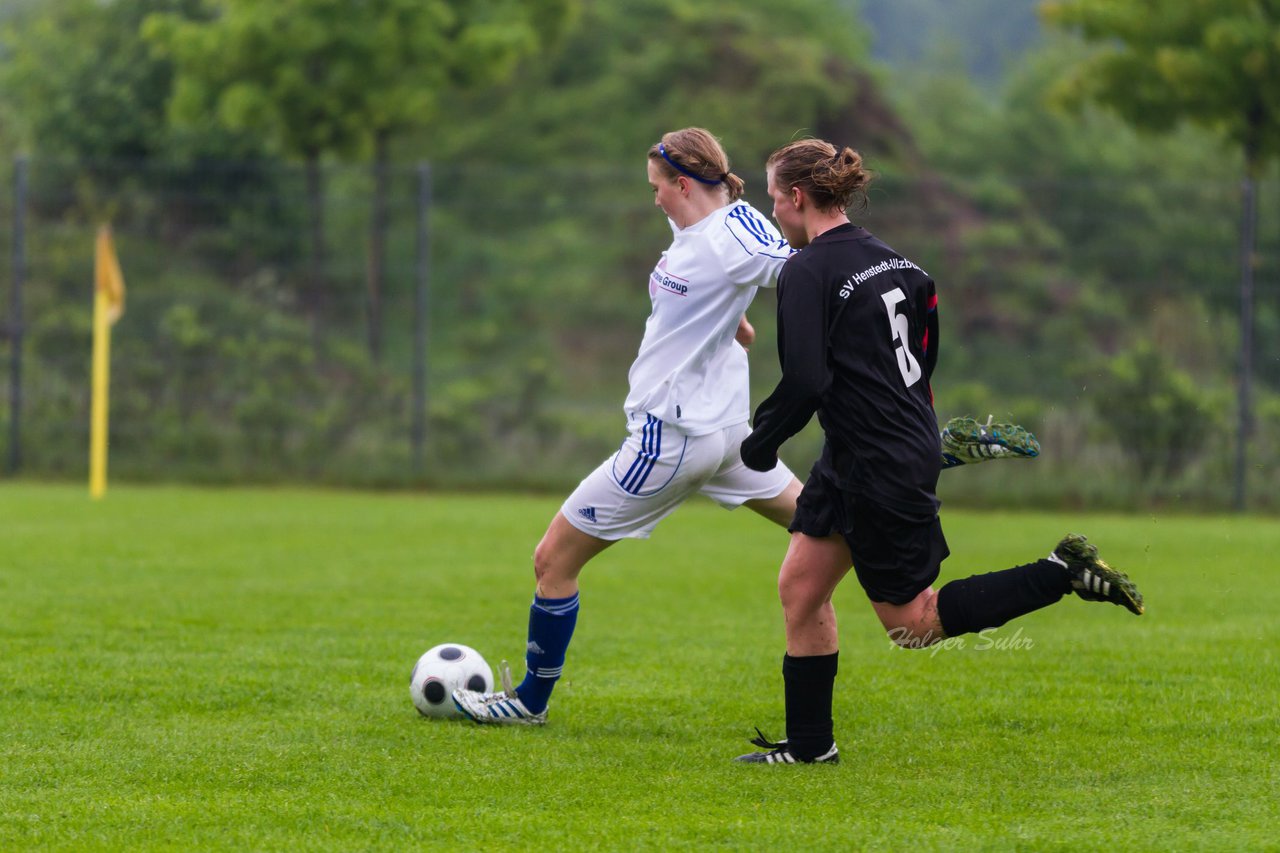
[741,222,941,516]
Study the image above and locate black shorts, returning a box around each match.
[789,468,949,606]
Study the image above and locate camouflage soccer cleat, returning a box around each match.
[1051,533,1145,615]
[941,414,1041,469]
[733,728,839,765]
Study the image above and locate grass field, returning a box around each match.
[2,483,1277,850]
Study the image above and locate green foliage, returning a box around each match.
[429,0,870,171]
[854,0,1042,84]
[1086,340,1220,480]
[146,0,576,159]
[891,38,1269,398]
[0,0,179,160]
[1044,0,1280,171]
[2,0,1277,510]
[904,38,1244,295]
[14,233,410,483]
[142,0,577,360]
[0,0,269,178]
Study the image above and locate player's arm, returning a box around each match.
[720,207,794,289]
[735,315,755,348]
[741,266,829,471]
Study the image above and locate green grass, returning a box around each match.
[1,483,1277,851]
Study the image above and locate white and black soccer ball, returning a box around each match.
[409,643,494,718]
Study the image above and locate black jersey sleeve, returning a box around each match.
[740,263,830,471]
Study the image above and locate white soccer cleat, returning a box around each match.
[452,660,548,726]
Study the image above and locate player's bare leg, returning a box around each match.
[736,531,849,764]
[533,511,614,599]
[872,587,945,648]
[778,532,852,656]
[454,512,611,725]
[743,476,803,529]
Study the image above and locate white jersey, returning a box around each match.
[624,200,791,435]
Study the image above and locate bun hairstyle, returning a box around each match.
[766,139,872,213]
[648,127,746,202]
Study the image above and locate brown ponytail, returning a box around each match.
[648,127,745,202]
[766,139,872,213]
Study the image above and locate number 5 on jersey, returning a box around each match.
[881,287,922,388]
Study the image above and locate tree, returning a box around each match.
[0,0,272,210]
[428,0,874,172]
[1089,341,1217,481]
[852,0,1042,85]
[1042,0,1280,509]
[146,0,575,358]
[147,2,372,330]
[355,0,574,361]
[1,0,183,165]
[0,0,247,219]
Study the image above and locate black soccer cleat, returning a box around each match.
[1052,533,1145,615]
[733,728,839,765]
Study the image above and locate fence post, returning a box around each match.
[1233,174,1256,512]
[411,162,431,478]
[7,156,26,476]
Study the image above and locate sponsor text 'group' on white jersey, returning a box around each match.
[624,200,791,435]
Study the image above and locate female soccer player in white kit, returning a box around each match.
[452,127,803,724]
[451,129,1036,725]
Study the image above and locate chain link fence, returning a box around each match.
[1,155,1277,510]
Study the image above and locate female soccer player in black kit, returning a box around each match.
[734,139,1145,765]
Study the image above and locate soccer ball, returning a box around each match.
[409,643,494,718]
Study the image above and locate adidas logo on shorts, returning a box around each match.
[578,507,597,523]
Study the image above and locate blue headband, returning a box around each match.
[659,143,723,186]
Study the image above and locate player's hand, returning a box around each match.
[740,435,777,472]
[735,315,756,349]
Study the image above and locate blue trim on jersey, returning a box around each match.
[724,206,794,264]
[726,225,754,257]
[728,206,772,245]
[760,238,794,260]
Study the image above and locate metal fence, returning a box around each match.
[1,155,1277,510]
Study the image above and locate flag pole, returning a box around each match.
[89,284,112,498]
[90,225,124,499]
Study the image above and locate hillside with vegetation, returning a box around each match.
[0,0,1276,509]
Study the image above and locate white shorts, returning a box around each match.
[560,416,795,540]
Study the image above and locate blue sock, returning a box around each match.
[514,592,579,714]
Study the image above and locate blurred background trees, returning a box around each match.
[0,0,1276,509]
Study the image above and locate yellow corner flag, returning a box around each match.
[90,225,125,499]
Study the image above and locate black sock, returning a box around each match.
[783,652,838,760]
[936,559,1072,637]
